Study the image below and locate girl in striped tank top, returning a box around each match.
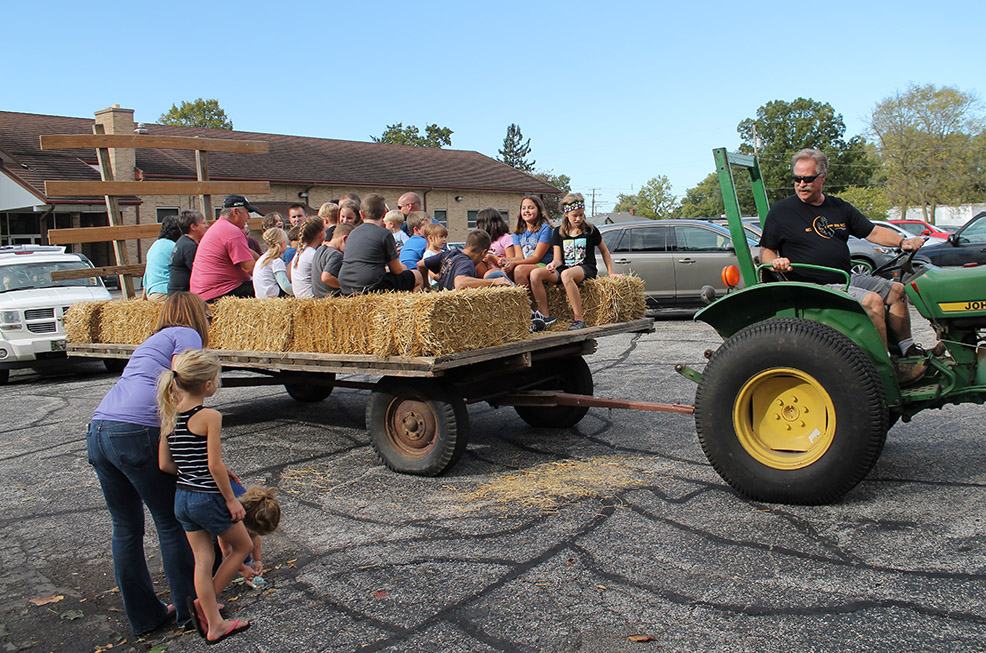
[157,349,252,645]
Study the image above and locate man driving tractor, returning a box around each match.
[758,148,936,385]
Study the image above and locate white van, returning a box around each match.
[0,246,113,384]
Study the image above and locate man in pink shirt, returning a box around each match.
[190,195,261,301]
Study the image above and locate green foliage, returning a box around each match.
[677,172,724,218]
[837,186,893,222]
[613,176,678,219]
[498,124,535,172]
[868,83,985,222]
[158,98,233,129]
[532,169,572,222]
[371,123,453,148]
[737,97,876,200]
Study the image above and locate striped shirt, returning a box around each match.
[167,405,220,493]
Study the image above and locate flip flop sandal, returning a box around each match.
[185,597,206,638]
[207,619,250,645]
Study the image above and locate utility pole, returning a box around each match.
[587,188,601,216]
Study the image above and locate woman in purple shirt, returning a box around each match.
[87,292,210,634]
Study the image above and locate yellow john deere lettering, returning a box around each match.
[938,300,986,312]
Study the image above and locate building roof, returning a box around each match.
[0,110,560,204]
[594,212,642,224]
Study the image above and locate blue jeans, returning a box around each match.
[87,420,195,633]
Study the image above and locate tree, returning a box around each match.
[532,169,571,222]
[868,84,984,222]
[677,172,725,218]
[737,97,876,200]
[498,124,535,172]
[838,186,894,222]
[371,123,453,148]
[158,98,232,129]
[613,176,678,219]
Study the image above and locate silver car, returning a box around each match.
[596,219,758,308]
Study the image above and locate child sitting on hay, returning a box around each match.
[529,193,622,331]
[338,194,425,295]
[417,230,513,291]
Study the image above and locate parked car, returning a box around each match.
[0,245,113,384]
[888,219,953,239]
[873,221,945,247]
[596,219,758,308]
[913,210,986,268]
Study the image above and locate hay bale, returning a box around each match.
[291,294,385,354]
[97,300,160,344]
[208,297,294,352]
[63,301,105,344]
[369,286,530,357]
[542,275,646,327]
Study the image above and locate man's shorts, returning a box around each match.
[825,273,895,303]
[175,487,234,536]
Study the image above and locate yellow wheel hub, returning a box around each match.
[733,368,835,470]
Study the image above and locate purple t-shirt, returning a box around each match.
[92,326,203,427]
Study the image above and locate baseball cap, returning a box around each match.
[222,194,261,214]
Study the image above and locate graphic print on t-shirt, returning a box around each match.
[812,215,846,238]
[563,237,587,266]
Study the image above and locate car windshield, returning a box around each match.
[0,261,102,293]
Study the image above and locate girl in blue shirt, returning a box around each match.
[503,196,554,287]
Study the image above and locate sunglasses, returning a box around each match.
[793,174,820,184]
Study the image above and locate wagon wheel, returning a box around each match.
[695,318,888,505]
[514,356,593,428]
[367,378,469,476]
[103,358,127,374]
[284,372,335,402]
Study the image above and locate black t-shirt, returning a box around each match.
[552,225,602,274]
[423,250,477,290]
[760,194,874,284]
[168,235,198,294]
[338,223,399,294]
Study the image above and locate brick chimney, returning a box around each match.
[93,105,136,181]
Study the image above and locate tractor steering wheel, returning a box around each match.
[870,246,920,280]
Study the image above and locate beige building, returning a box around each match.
[0,107,560,268]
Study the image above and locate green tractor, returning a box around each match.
[684,149,986,505]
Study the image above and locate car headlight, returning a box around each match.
[0,311,22,330]
[873,247,893,254]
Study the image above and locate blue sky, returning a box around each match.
[4,0,983,212]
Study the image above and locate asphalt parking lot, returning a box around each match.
[2,311,985,652]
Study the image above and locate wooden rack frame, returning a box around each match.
[40,129,269,297]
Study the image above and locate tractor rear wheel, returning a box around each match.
[695,318,887,505]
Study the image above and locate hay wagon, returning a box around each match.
[68,317,688,475]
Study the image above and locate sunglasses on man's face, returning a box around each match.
[793,174,820,184]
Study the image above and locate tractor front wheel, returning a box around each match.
[695,318,888,505]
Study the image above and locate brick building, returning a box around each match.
[0,106,560,267]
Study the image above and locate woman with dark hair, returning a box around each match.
[143,215,183,302]
[87,292,210,635]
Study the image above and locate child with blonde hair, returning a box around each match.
[157,350,251,644]
[219,483,281,589]
[253,228,293,297]
[291,217,326,298]
[529,193,621,330]
[383,209,410,254]
[422,222,449,287]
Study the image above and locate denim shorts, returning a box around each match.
[174,487,234,536]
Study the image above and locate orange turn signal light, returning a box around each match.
[721,265,740,288]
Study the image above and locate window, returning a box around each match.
[628,226,669,252]
[433,209,447,227]
[467,210,478,229]
[215,207,223,219]
[156,207,179,222]
[602,229,626,252]
[673,226,731,251]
